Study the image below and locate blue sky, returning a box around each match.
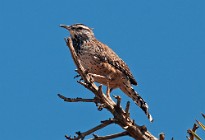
[1,0,205,139]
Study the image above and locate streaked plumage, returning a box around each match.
[60,23,153,122]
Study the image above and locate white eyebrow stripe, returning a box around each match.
[79,25,90,30]
[72,24,90,30]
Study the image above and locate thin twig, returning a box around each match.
[113,95,121,108]
[159,133,165,140]
[58,94,99,103]
[125,101,130,119]
[186,136,191,140]
[91,131,128,140]
[97,85,105,98]
[196,119,205,130]
[66,119,116,140]
[65,38,87,82]
[187,123,199,140]
[202,113,205,119]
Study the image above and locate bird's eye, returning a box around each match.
[78,27,83,30]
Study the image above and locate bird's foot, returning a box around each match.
[87,73,95,83]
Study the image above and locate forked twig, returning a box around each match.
[58,94,100,103]
[187,123,199,140]
[66,119,116,140]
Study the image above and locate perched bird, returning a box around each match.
[60,23,153,122]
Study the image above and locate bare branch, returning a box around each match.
[187,123,199,140]
[202,113,205,119]
[92,131,128,140]
[113,95,121,108]
[65,38,87,82]
[66,119,116,140]
[186,136,191,140]
[159,133,165,140]
[58,94,99,103]
[125,101,130,119]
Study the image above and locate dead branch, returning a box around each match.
[58,94,100,103]
[159,133,165,140]
[113,95,121,108]
[66,119,116,140]
[92,131,128,140]
[187,123,199,140]
[59,37,158,140]
[125,101,131,119]
[202,113,205,119]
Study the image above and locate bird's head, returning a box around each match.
[60,23,94,41]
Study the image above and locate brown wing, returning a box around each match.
[94,40,138,85]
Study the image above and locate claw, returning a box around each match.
[87,73,94,83]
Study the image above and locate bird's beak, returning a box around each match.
[60,24,71,30]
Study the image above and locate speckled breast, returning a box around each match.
[77,45,123,89]
[77,45,104,75]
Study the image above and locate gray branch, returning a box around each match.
[91,131,128,140]
[65,119,116,140]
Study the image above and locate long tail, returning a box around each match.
[120,84,153,122]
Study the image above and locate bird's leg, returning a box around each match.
[106,81,111,98]
[105,75,112,98]
[87,73,108,83]
[87,73,99,83]
[87,73,112,98]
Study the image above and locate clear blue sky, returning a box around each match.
[1,0,205,139]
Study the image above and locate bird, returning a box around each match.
[60,23,153,122]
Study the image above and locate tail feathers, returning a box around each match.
[135,97,153,122]
[120,85,153,122]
